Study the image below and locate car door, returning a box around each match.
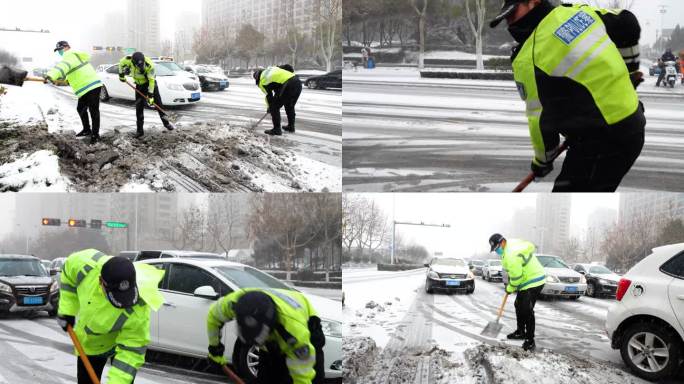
[144,262,168,346]
[662,253,684,332]
[157,263,231,356]
[102,65,124,99]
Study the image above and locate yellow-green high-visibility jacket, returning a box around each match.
[46,51,102,98]
[119,56,157,93]
[501,239,546,294]
[258,66,296,105]
[207,288,318,384]
[512,4,640,166]
[58,249,165,384]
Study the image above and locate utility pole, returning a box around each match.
[658,4,668,53]
[390,221,451,264]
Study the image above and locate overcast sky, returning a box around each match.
[360,193,619,258]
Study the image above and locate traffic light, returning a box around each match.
[105,221,128,229]
[68,219,87,228]
[41,218,60,226]
[90,220,102,229]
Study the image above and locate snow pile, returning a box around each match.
[0,150,70,192]
[343,337,379,383]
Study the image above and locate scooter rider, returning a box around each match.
[656,48,676,87]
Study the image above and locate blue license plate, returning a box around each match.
[191,93,200,100]
[565,286,578,293]
[446,280,460,286]
[220,81,227,87]
[23,296,43,305]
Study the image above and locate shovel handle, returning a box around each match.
[496,292,509,321]
[513,141,569,193]
[125,80,171,117]
[25,76,47,83]
[67,324,101,384]
[253,111,269,129]
[222,364,246,384]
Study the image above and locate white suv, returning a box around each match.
[605,243,684,381]
[138,258,342,381]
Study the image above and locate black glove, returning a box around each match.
[531,158,553,179]
[208,342,227,366]
[630,71,644,89]
[119,74,126,82]
[44,76,52,84]
[57,315,75,332]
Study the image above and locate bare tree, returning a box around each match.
[317,0,342,72]
[170,204,207,250]
[285,0,301,68]
[206,195,242,254]
[465,0,487,70]
[409,0,430,69]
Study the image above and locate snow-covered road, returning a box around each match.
[0,314,230,384]
[343,267,683,383]
[342,68,684,192]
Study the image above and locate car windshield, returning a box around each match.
[183,253,224,259]
[0,259,48,277]
[470,261,484,266]
[155,62,186,76]
[433,258,465,267]
[589,265,612,274]
[488,260,501,266]
[537,256,569,269]
[196,66,222,74]
[213,266,293,290]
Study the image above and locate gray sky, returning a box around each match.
[0,0,200,67]
[362,193,619,257]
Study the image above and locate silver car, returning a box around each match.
[537,255,587,299]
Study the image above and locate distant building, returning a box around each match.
[535,194,571,255]
[126,0,161,55]
[174,12,201,63]
[502,206,537,243]
[619,193,684,227]
[587,207,617,232]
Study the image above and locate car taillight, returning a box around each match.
[616,278,631,301]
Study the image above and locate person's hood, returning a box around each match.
[544,267,581,279]
[0,276,53,286]
[430,264,469,275]
[133,263,165,311]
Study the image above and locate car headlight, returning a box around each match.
[428,271,438,279]
[0,282,11,294]
[320,319,342,338]
[580,275,586,284]
[166,83,184,91]
[598,278,612,285]
[546,275,560,283]
[50,281,59,293]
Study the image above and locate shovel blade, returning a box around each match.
[480,321,503,338]
[0,66,28,87]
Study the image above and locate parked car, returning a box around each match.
[425,258,475,294]
[97,59,202,106]
[138,258,342,381]
[133,250,225,262]
[40,260,51,273]
[649,60,662,76]
[185,65,229,91]
[0,254,59,316]
[536,254,587,299]
[605,243,684,381]
[304,70,342,90]
[468,260,485,276]
[573,263,620,298]
[482,259,503,282]
[48,257,66,276]
[118,251,139,261]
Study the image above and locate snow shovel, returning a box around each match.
[512,141,569,193]
[221,364,246,384]
[251,111,269,130]
[0,66,29,87]
[125,80,180,123]
[67,324,101,384]
[480,292,509,338]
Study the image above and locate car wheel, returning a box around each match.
[620,322,682,381]
[236,342,260,382]
[586,283,595,297]
[100,85,110,102]
[425,281,433,294]
[308,80,318,89]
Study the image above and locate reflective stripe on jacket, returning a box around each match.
[46,51,102,98]
[502,239,546,293]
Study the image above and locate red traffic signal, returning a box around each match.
[41,218,61,226]
[68,219,87,228]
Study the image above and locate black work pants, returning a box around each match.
[269,77,302,129]
[135,83,169,132]
[553,104,645,192]
[76,87,101,137]
[77,354,109,384]
[514,284,543,341]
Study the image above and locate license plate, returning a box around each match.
[565,286,577,293]
[446,280,460,286]
[23,296,43,305]
[220,81,227,87]
[191,92,200,100]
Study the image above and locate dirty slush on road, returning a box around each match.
[0,117,318,192]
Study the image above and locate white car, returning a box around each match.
[425,258,475,294]
[97,60,202,106]
[605,243,684,381]
[482,259,503,282]
[536,254,587,299]
[138,258,342,381]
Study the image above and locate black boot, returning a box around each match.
[264,127,282,136]
[89,135,100,145]
[164,122,175,131]
[76,129,92,137]
[522,339,536,351]
[507,331,525,340]
[283,124,295,133]
[134,129,144,139]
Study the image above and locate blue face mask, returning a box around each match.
[495,247,504,256]
[58,49,64,57]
